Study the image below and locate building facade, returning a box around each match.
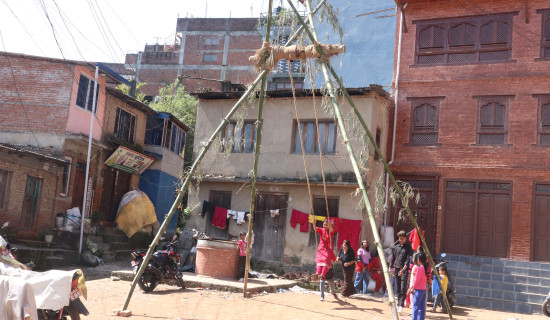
[390,0,550,312]
[187,86,390,264]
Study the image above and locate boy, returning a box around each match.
[432,265,449,312]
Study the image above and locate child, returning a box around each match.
[407,252,427,320]
[368,250,384,295]
[237,232,247,281]
[432,265,449,313]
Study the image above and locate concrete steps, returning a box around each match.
[445,254,550,314]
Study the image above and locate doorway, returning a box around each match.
[252,192,288,262]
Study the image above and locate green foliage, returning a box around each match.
[116,82,147,103]
[176,207,193,235]
[149,80,198,164]
[389,180,421,222]
[290,254,302,265]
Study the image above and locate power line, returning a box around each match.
[36,0,66,59]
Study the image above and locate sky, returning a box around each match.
[0,0,287,63]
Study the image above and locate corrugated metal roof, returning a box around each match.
[0,143,68,165]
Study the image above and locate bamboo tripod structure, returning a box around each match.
[122,1,451,319]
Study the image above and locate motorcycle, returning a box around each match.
[543,291,550,316]
[131,239,185,292]
[434,253,456,308]
[0,222,89,320]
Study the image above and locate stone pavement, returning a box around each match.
[112,270,298,293]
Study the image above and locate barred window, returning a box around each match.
[536,95,550,145]
[538,10,550,58]
[476,97,510,145]
[415,13,514,65]
[408,98,442,146]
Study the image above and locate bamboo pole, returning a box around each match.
[287,2,453,317]
[288,1,399,319]
[121,0,330,310]
[243,0,273,298]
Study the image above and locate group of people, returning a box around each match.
[314,221,449,320]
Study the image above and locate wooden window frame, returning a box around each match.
[291,119,337,155]
[114,107,136,144]
[407,97,443,146]
[0,169,10,211]
[221,120,256,153]
[414,13,516,66]
[474,96,512,146]
[537,9,550,59]
[76,74,100,112]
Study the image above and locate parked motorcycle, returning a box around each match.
[131,239,185,292]
[0,222,89,320]
[434,253,456,308]
[542,291,550,316]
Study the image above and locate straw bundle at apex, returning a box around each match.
[249,41,345,72]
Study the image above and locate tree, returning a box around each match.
[149,80,198,165]
[116,82,147,103]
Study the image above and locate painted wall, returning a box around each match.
[143,145,183,176]
[139,169,178,231]
[66,65,106,141]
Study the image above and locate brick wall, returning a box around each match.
[391,0,550,261]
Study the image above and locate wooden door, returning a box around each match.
[391,176,438,253]
[476,193,510,258]
[206,191,231,240]
[20,176,41,230]
[101,167,132,222]
[444,191,475,255]
[252,192,288,262]
[71,162,86,209]
[533,183,550,261]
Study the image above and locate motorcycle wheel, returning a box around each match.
[138,271,158,292]
[63,305,81,320]
[176,274,185,289]
[542,298,550,317]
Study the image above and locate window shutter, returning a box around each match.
[76,75,89,108]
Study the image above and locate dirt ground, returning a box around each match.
[77,264,548,320]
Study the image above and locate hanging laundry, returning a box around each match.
[328,217,341,233]
[409,227,425,251]
[227,210,237,219]
[212,206,228,229]
[290,209,309,232]
[337,218,362,251]
[270,209,280,217]
[201,200,215,218]
[308,215,326,223]
[235,211,247,225]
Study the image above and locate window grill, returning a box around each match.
[539,102,550,145]
[410,101,439,145]
[536,184,550,193]
[406,180,433,189]
[477,100,508,145]
[447,181,475,190]
[479,182,511,191]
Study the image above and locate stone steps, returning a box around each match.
[445,254,550,314]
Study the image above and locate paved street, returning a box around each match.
[80,271,548,320]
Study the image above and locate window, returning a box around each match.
[275,81,303,90]
[374,128,382,160]
[309,197,339,247]
[408,98,442,146]
[536,95,550,145]
[145,116,164,146]
[222,121,256,153]
[163,121,186,155]
[61,157,71,196]
[0,169,9,210]
[203,54,218,62]
[114,108,136,144]
[415,13,514,65]
[539,10,550,58]
[205,38,220,46]
[76,74,100,112]
[476,96,511,145]
[293,120,336,154]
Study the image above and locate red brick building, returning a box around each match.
[390,0,550,263]
[124,18,262,95]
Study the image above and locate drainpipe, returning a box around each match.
[384,6,404,225]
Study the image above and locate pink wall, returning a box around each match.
[66,65,106,140]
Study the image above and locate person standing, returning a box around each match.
[391,230,413,313]
[237,232,247,281]
[312,219,337,301]
[354,240,371,295]
[432,264,449,313]
[337,239,357,297]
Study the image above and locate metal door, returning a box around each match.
[252,192,288,262]
[20,176,41,229]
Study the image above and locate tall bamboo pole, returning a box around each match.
[243,0,273,297]
[120,1,330,310]
[287,1,452,317]
[289,1,399,318]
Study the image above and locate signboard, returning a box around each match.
[104,146,154,175]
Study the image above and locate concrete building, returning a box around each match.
[186,86,390,264]
[389,0,550,313]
